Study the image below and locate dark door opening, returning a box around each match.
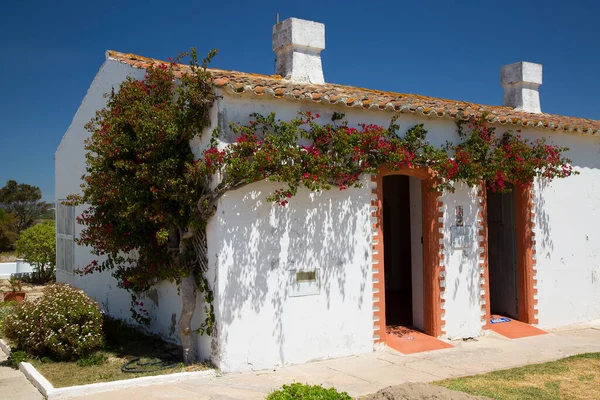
[383,175,413,327]
[487,183,519,320]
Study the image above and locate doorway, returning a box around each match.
[482,182,543,339]
[487,183,519,319]
[382,175,424,330]
[372,166,445,348]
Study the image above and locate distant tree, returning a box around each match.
[0,180,50,231]
[15,220,56,283]
[37,207,55,221]
[0,209,19,252]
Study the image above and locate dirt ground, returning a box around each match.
[0,279,47,301]
[0,253,17,262]
[360,383,490,400]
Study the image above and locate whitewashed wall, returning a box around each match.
[211,178,373,372]
[523,130,600,328]
[56,61,600,373]
[440,184,483,338]
[212,93,461,152]
[54,59,215,360]
[0,260,34,279]
[208,95,465,371]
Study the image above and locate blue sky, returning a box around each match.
[1,0,599,202]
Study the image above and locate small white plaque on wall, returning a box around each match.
[451,225,475,249]
[288,269,320,297]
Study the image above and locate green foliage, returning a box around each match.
[0,209,19,252]
[204,113,451,206]
[38,207,55,221]
[8,275,22,291]
[204,112,574,205]
[0,180,50,232]
[3,284,104,360]
[15,220,56,283]
[0,301,17,337]
[266,383,352,400]
[70,49,218,330]
[447,116,576,192]
[0,209,10,222]
[5,350,27,369]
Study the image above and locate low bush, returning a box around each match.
[15,220,56,284]
[0,301,17,336]
[4,349,27,368]
[3,284,103,360]
[266,383,352,400]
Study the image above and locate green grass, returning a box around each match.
[28,352,190,388]
[435,353,600,400]
[2,315,211,388]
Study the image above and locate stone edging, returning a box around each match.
[1,338,216,399]
[0,338,11,355]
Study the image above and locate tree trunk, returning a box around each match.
[179,273,197,365]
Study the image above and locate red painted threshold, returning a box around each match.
[489,314,548,339]
[386,326,453,354]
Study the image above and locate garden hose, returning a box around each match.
[120,357,179,373]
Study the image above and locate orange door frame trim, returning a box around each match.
[372,165,445,345]
[479,183,538,328]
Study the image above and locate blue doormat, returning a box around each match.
[490,317,511,324]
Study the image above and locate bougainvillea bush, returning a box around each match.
[203,112,453,205]
[3,284,103,360]
[69,49,218,364]
[203,112,576,201]
[71,47,575,365]
[447,116,575,192]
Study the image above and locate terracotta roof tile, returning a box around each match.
[106,50,600,136]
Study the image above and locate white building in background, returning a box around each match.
[0,260,34,279]
[55,17,600,373]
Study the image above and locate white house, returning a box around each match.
[55,17,600,373]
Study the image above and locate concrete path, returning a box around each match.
[76,325,600,400]
[0,353,42,400]
[2,325,599,400]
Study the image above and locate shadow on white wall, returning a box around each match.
[215,180,372,369]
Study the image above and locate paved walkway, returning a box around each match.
[80,325,600,400]
[0,353,42,400]
[3,325,600,400]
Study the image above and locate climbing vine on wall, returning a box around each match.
[202,111,454,207]
[69,48,575,364]
[446,116,576,192]
[68,49,218,364]
[202,111,576,201]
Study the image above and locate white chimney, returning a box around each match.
[273,17,325,84]
[501,61,543,113]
